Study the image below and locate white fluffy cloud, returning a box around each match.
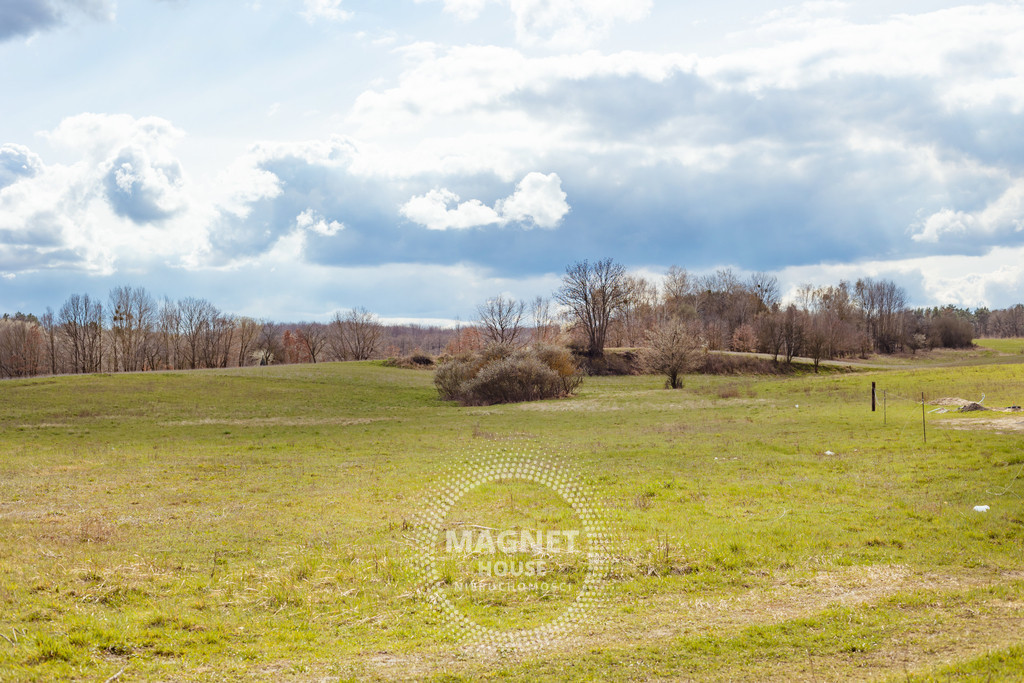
[0,114,208,274]
[495,172,569,228]
[400,189,502,231]
[914,180,1024,243]
[296,208,345,236]
[401,172,568,230]
[46,114,189,224]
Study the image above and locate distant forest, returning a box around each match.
[2,263,1023,379]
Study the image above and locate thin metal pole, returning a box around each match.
[921,392,927,443]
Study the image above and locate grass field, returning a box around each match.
[976,338,1024,356]
[1,352,1024,680]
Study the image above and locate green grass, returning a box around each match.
[1,359,1024,680]
[975,337,1024,355]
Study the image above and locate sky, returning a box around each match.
[1,0,1024,323]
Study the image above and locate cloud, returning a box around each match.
[0,144,43,189]
[45,114,189,225]
[0,0,113,41]
[0,114,208,276]
[913,179,1024,244]
[495,172,569,228]
[295,208,344,236]
[415,0,651,46]
[777,245,1024,310]
[705,3,1024,102]
[400,189,502,231]
[508,0,652,48]
[103,148,185,223]
[401,172,568,230]
[202,135,368,260]
[301,0,351,23]
[45,113,185,159]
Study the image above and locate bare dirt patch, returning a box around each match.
[930,397,980,407]
[937,415,1024,433]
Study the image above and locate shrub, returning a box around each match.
[462,354,562,405]
[642,320,706,389]
[533,343,585,394]
[928,315,974,349]
[434,358,478,400]
[434,343,583,406]
[382,353,436,369]
[730,324,757,353]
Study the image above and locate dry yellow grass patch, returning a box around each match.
[161,417,391,427]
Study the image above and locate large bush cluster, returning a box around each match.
[434,343,583,406]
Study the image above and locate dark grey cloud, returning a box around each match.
[0,244,80,272]
[0,0,110,42]
[0,211,65,248]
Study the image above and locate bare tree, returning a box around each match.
[200,314,235,368]
[157,298,182,369]
[178,297,218,369]
[615,275,658,347]
[109,285,156,372]
[58,293,103,373]
[781,304,804,363]
[40,307,59,375]
[294,322,330,363]
[0,319,44,378]
[662,266,693,311]
[333,307,382,360]
[806,281,858,359]
[802,313,830,372]
[642,319,705,389]
[477,295,525,346]
[555,258,628,359]
[236,316,260,367]
[256,321,282,365]
[749,272,780,311]
[855,278,908,353]
[755,309,785,361]
[530,296,558,344]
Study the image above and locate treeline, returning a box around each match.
[2,267,1023,379]
[486,263,1023,371]
[575,266,1023,366]
[0,286,455,379]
